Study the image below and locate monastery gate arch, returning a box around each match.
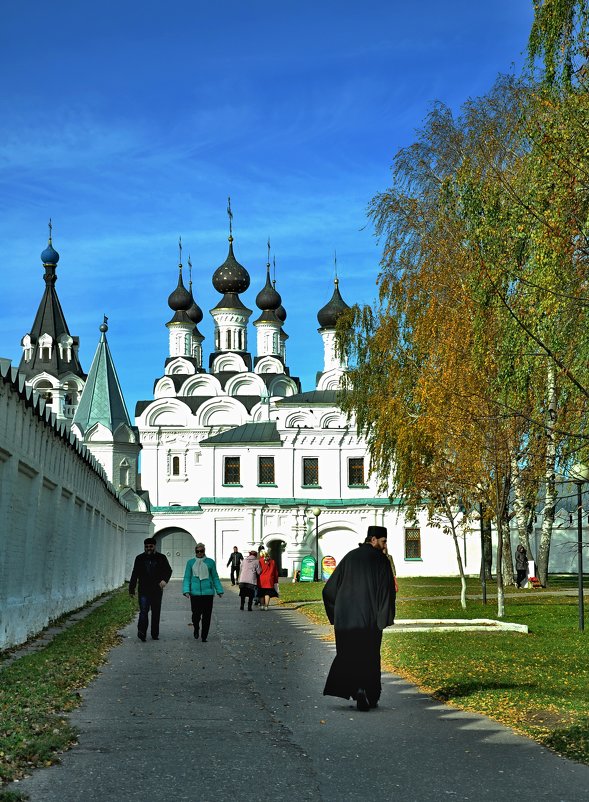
[265,538,287,576]
[156,527,196,578]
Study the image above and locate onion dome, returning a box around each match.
[212,239,250,295]
[186,288,203,325]
[167,268,192,311]
[317,278,350,328]
[41,240,60,265]
[274,280,287,323]
[256,266,281,311]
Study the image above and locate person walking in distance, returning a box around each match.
[322,525,396,711]
[226,546,244,586]
[515,544,529,588]
[183,543,224,641]
[129,537,173,642]
[257,551,279,610]
[238,550,261,610]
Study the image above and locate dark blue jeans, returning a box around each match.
[138,590,163,638]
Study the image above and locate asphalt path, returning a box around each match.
[11,582,589,802]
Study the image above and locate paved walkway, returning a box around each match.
[11,582,589,802]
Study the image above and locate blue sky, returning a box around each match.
[0,0,534,414]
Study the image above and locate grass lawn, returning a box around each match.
[0,589,136,797]
[278,575,589,764]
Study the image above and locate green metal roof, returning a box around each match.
[73,327,132,435]
[200,421,282,446]
[152,505,203,513]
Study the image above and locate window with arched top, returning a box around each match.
[166,450,187,480]
[39,334,53,361]
[22,335,33,362]
[58,335,73,361]
[120,459,130,487]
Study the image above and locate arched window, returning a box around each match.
[22,335,33,362]
[120,459,130,487]
[58,335,73,361]
[39,334,53,361]
[172,456,180,476]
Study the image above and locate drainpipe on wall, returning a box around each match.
[291,428,299,500]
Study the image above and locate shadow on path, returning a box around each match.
[10,582,589,802]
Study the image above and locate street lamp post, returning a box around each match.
[571,463,589,632]
[311,507,321,581]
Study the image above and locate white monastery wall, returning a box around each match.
[0,362,138,650]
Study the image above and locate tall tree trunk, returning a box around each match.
[511,453,536,559]
[450,526,467,609]
[524,501,536,562]
[494,474,508,619]
[538,363,557,587]
[482,516,493,579]
[501,514,515,586]
[496,520,505,618]
[444,499,468,608]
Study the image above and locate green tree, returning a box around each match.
[338,73,589,601]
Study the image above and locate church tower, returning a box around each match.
[209,199,253,373]
[71,318,141,492]
[254,243,283,362]
[316,277,350,390]
[166,239,204,368]
[19,224,86,425]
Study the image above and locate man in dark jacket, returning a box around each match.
[226,546,244,585]
[322,525,396,711]
[129,538,173,641]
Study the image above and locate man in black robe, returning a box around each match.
[322,525,396,711]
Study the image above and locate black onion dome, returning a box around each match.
[168,270,192,311]
[41,241,60,265]
[276,304,287,323]
[186,287,203,325]
[186,300,203,324]
[212,240,250,294]
[317,278,350,328]
[256,267,281,311]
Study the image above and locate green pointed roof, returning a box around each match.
[73,320,131,435]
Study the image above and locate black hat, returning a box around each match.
[367,525,387,539]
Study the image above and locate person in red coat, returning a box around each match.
[258,552,279,610]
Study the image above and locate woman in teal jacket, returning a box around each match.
[183,543,224,641]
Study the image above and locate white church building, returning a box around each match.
[133,228,460,579]
[14,223,587,585]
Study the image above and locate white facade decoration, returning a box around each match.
[135,252,493,581]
